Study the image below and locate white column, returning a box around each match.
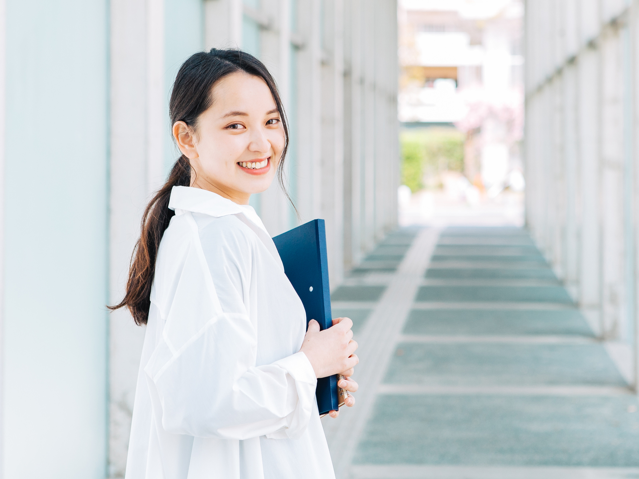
[342,0,362,269]
[633,0,639,391]
[551,75,566,278]
[563,63,580,299]
[362,0,376,252]
[295,0,322,222]
[0,0,5,473]
[204,0,242,50]
[109,0,165,475]
[600,31,626,340]
[577,46,603,327]
[318,0,345,284]
[258,0,294,236]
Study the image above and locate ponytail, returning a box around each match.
[109,155,191,325]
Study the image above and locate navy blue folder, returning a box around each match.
[272,219,340,416]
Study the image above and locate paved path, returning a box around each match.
[324,226,639,479]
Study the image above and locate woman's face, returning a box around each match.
[174,71,285,204]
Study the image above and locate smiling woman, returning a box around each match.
[109,49,359,479]
[172,70,285,202]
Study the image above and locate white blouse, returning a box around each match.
[125,186,335,479]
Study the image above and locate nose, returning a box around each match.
[248,126,270,154]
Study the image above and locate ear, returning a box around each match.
[173,121,198,159]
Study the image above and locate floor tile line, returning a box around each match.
[375,384,633,396]
[411,302,578,310]
[421,279,561,287]
[350,464,639,479]
[397,334,600,344]
[342,278,393,286]
[427,262,552,269]
[324,228,441,479]
[331,301,379,309]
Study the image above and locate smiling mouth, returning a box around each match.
[238,158,270,170]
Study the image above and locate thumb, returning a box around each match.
[307,319,320,333]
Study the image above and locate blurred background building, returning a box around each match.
[1,0,398,477]
[398,0,525,226]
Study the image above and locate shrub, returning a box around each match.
[400,128,465,192]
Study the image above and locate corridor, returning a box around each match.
[325,226,639,479]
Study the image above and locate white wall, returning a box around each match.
[525,0,639,386]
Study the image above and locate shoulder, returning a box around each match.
[161,212,255,250]
[194,213,257,250]
[193,213,259,278]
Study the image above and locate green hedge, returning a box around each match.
[400,128,465,192]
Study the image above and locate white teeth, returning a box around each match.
[240,159,269,169]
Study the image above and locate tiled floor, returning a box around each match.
[325,227,639,479]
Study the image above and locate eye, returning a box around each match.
[266,118,280,126]
[226,123,244,130]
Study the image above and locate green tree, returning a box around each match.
[400,128,465,192]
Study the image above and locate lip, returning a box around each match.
[237,157,271,176]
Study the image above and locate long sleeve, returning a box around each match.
[144,215,317,441]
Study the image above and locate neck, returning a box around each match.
[190,176,250,205]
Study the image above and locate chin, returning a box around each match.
[243,176,276,195]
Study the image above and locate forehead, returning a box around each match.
[210,71,277,114]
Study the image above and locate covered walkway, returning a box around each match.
[325,226,639,479]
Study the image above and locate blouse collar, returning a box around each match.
[169,186,247,218]
[168,186,280,261]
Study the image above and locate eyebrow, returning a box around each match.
[222,108,280,119]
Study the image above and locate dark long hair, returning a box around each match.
[109,49,290,325]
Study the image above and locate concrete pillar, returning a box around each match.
[577,47,602,323]
[0,0,4,471]
[563,63,580,299]
[319,0,345,285]
[204,0,242,49]
[295,0,322,223]
[257,0,295,237]
[632,0,639,391]
[109,0,167,474]
[550,75,566,279]
[342,0,363,269]
[600,30,626,339]
[362,1,376,252]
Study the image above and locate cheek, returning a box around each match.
[271,131,286,157]
[200,134,246,165]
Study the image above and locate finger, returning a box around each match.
[344,354,359,369]
[346,340,359,355]
[329,410,339,418]
[332,316,350,326]
[345,329,353,342]
[345,395,356,407]
[340,378,359,393]
[307,319,320,333]
[335,317,353,332]
[339,368,355,378]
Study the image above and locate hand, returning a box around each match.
[300,317,359,379]
[327,317,358,419]
[327,375,358,418]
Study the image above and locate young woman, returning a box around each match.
[110,49,359,478]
